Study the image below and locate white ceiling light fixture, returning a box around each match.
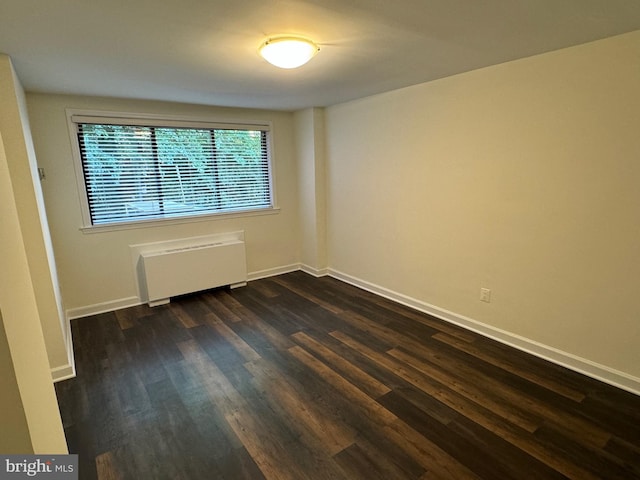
[259,36,320,69]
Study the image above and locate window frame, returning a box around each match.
[66,109,278,232]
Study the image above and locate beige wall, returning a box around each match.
[0,55,71,378]
[26,94,300,315]
[325,31,640,383]
[294,107,327,274]
[0,311,32,454]
[0,132,67,453]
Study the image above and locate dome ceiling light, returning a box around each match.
[259,36,320,69]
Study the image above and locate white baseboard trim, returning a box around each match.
[67,296,141,320]
[328,268,640,396]
[52,319,77,383]
[248,263,301,281]
[51,364,75,383]
[300,264,330,277]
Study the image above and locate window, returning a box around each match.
[69,112,273,227]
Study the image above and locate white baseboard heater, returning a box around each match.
[135,232,247,307]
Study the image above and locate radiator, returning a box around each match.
[139,234,247,307]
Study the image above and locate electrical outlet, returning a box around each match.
[480,287,491,303]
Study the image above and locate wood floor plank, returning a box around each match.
[288,345,398,426]
[114,304,149,330]
[204,312,262,362]
[168,301,201,328]
[334,441,416,480]
[270,275,345,314]
[180,338,350,480]
[388,346,614,448]
[447,416,569,480]
[176,339,302,480]
[209,290,297,351]
[55,272,640,480]
[329,330,606,480]
[291,331,391,399]
[299,273,477,343]
[244,356,357,456]
[579,389,640,444]
[387,347,542,432]
[534,424,638,480]
[337,309,429,352]
[604,436,640,477]
[433,332,587,402]
[382,419,482,480]
[380,390,521,480]
[95,452,123,480]
[216,446,267,480]
[330,329,534,433]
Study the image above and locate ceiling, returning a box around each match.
[1,0,640,111]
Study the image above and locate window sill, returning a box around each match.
[79,207,280,234]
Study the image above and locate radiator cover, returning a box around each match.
[135,233,247,306]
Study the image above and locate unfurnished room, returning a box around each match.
[1,1,639,479]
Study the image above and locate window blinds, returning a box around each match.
[76,122,272,225]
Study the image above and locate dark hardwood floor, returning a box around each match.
[55,271,640,479]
